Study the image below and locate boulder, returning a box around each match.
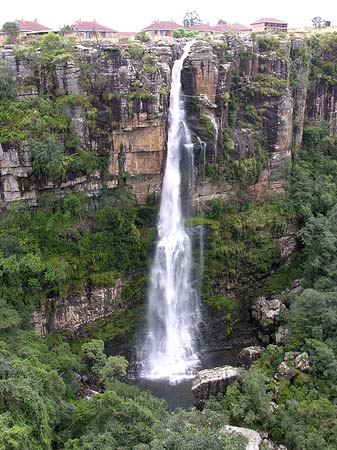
[262,439,288,450]
[237,346,264,368]
[258,331,271,345]
[294,352,310,372]
[270,401,279,414]
[274,325,291,345]
[278,362,295,381]
[222,425,262,450]
[252,297,285,330]
[279,227,297,259]
[191,365,242,400]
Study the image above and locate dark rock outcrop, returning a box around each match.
[238,346,264,368]
[274,325,291,345]
[277,361,296,381]
[252,297,285,330]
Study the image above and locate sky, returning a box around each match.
[1,0,336,31]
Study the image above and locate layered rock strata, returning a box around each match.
[1,35,336,207]
[33,280,123,335]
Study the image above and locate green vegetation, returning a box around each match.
[0,64,16,102]
[127,42,145,58]
[135,31,150,43]
[172,28,198,38]
[201,117,337,449]
[308,33,337,85]
[203,117,337,303]
[142,54,160,74]
[0,328,170,450]
[1,31,337,450]
[0,190,148,316]
[255,34,281,52]
[15,32,78,64]
[2,21,20,44]
[201,194,294,309]
[0,321,248,449]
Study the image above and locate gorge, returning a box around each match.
[1,30,337,449]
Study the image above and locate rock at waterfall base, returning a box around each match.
[237,346,265,367]
[222,425,262,450]
[191,365,242,400]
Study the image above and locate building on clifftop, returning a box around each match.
[72,19,116,40]
[141,20,183,38]
[17,18,52,33]
[15,18,52,39]
[251,18,288,32]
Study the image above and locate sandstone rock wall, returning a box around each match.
[32,280,124,335]
[1,36,336,208]
[1,42,176,206]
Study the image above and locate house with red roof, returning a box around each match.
[251,18,288,32]
[228,23,251,32]
[72,19,116,40]
[141,20,183,38]
[188,23,218,33]
[141,19,251,40]
[16,18,52,33]
[0,19,52,45]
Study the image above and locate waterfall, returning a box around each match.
[138,41,201,383]
[197,137,207,177]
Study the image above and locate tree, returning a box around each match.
[0,298,21,331]
[100,356,128,383]
[311,16,329,28]
[2,22,20,44]
[217,19,228,25]
[183,10,202,27]
[0,65,15,102]
[135,31,150,42]
[299,208,337,284]
[60,25,74,36]
[28,137,73,182]
[82,339,107,375]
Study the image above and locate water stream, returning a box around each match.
[137,42,201,383]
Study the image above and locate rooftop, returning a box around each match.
[189,23,219,32]
[141,20,183,31]
[72,20,116,32]
[229,23,251,31]
[16,19,51,32]
[251,18,287,25]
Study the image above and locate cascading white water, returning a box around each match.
[138,41,201,383]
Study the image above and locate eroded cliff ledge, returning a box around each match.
[33,281,124,336]
[1,34,336,209]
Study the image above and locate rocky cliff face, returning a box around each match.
[1,42,176,205]
[2,34,337,334]
[1,35,336,209]
[182,37,305,204]
[33,280,124,335]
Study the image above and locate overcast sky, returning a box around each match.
[1,0,336,31]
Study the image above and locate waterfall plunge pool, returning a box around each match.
[105,299,257,410]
